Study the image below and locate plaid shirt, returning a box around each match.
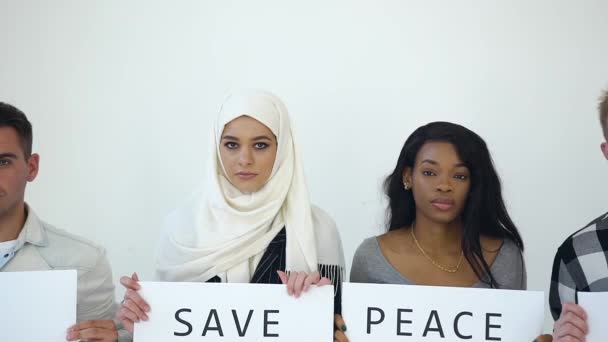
[549,211,608,320]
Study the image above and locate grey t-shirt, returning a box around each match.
[350,236,526,289]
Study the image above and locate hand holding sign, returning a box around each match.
[334,314,349,342]
[117,272,150,334]
[552,303,587,342]
[66,320,118,341]
[276,270,331,297]
[276,270,348,342]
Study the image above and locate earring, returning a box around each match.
[403,182,411,190]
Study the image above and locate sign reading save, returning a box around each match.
[134,282,334,341]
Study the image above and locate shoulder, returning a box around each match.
[480,235,505,252]
[377,229,406,248]
[311,205,336,227]
[488,237,525,289]
[352,236,382,268]
[494,237,523,264]
[310,205,346,266]
[556,211,608,262]
[354,236,381,256]
[480,232,522,263]
[311,205,340,240]
[350,236,382,282]
[40,221,107,272]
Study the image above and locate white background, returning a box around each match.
[1,0,607,332]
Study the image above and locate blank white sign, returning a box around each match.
[0,270,77,341]
[578,292,608,342]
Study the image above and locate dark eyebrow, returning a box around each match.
[0,153,18,159]
[221,135,273,141]
[420,159,468,168]
[420,159,438,165]
[252,136,273,141]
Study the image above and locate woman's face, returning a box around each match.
[219,115,278,193]
[403,141,471,224]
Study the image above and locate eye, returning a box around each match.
[0,159,10,167]
[422,170,436,176]
[224,142,239,149]
[454,174,469,181]
[254,142,269,149]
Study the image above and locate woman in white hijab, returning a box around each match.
[118,90,347,340]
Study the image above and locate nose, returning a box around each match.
[436,175,453,193]
[238,147,253,166]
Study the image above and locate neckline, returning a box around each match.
[372,236,506,287]
[0,239,18,250]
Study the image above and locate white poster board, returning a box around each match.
[342,282,544,341]
[0,270,77,341]
[578,292,608,342]
[134,282,334,341]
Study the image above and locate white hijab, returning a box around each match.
[156,90,344,283]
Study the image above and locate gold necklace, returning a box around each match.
[410,223,464,273]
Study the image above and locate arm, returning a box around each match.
[519,250,527,290]
[549,247,576,320]
[66,249,119,341]
[349,239,371,283]
[77,249,116,321]
[550,247,588,342]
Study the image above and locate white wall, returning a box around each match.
[1,0,608,331]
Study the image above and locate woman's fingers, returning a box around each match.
[277,271,289,285]
[317,277,332,286]
[303,272,320,293]
[292,272,308,298]
[334,315,349,342]
[278,270,333,296]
